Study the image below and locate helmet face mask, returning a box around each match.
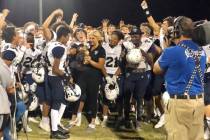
[173,16,194,39]
[104,82,119,101]
[32,63,45,84]
[28,95,39,111]
[64,84,81,102]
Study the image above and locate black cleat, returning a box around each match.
[50,131,70,139]
[125,120,135,130]
[58,125,70,135]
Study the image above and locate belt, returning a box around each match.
[170,94,203,99]
[131,68,146,73]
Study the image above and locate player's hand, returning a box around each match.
[72,13,78,22]
[141,0,148,10]
[84,56,91,64]
[119,20,125,28]
[2,9,10,16]
[52,9,63,17]
[102,19,109,27]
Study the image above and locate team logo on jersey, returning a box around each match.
[94,51,98,55]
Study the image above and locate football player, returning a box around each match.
[101,30,124,128]
[47,26,71,139]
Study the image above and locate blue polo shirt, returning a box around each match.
[158,40,206,95]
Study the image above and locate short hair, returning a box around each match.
[121,25,129,29]
[163,16,175,27]
[2,26,16,43]
[24,21,38,33]
[56,26,71,40]
[140,22,153,35]
[112,30,124,40]
[51,21,69,32]
[74,28,87,39]
[88,30,103,42]
[174,16,194,38]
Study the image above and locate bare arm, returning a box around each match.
[69,13,78,29]
[0,9,10,30]
[140,0,160,35]
[153,60,164,75]
[101,67,109,77]
[101,19,109,43]
[6,81,15,95]
[114,67,122,76]
[42,9,63,28]
[147,16,160,34]
[42,9,63,41]
[52,58,65,76]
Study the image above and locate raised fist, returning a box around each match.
[72,13,79,22]
[141,0,148,10]
[2,9,10,16]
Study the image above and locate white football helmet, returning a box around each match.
[104,82,119,101]
[126,48,142,64]
[28,95,39,111]
[18,84,28,101]
[123,41,135,50]
[32,67,45,83]
[30,82,37,93]
[64,84,81,102]
[34,35,45,49]
[23,83,30,92]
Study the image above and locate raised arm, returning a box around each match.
[140,0,160,35]
[42,9,63,28]
[42,9,63,41]
[0,9,10,30]
[69,13,78,29]
[101,19,110,43]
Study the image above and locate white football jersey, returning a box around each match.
[47,41,67,76]
[1,41,12,53]
[203,44,210,73]
[103,43,122,75]
[21,48,42,74]
[125,42,146,69]
[140,37,154,53]
[1,42,26,67]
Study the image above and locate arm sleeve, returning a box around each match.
[52,46,65,59]
[98,47,106,59]
[158,48,172,70]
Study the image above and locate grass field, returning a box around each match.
[18,114,166,140]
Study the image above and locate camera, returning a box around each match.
[192,21,210,46]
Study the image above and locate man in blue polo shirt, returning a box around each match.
[154,16,206,140]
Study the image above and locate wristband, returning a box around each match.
[143,8,151,17]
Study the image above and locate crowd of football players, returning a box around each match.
[0,0,210,139]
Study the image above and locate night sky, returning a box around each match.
[0,0,210,27]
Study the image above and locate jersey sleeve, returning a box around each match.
[158,48,173,70]
[98,47,106,59]
[52,46,65,59]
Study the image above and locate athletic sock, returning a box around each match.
[58,103,66,125]
[51,109,59,131]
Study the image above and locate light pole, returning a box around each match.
[39,0,43,25]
